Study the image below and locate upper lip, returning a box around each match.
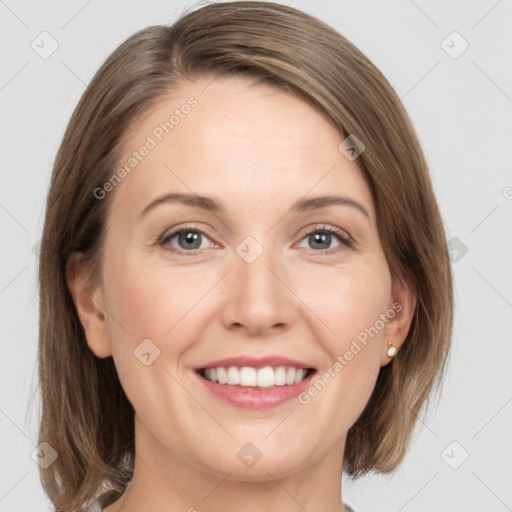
[194,355,315,370]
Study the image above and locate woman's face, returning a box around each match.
[73,76,413,480]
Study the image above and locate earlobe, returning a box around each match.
[65,252,112,359]
[380,273,417,367]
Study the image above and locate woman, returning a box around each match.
[37,2,453,511]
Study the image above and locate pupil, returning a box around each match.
[180,231,201,249]
[311,232,330,250]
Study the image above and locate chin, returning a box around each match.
[192,445,314,481]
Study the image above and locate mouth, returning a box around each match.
[193,355,317,408]
[195,365,317,409]
[196,365,316,389]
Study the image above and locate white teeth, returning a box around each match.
[274,366,287,385]
[239,367,256,386]
[201,365,311,387]
[217,367,227,384]
[294,368,305,384]
[257,366,275,387]
[227,366,240,385]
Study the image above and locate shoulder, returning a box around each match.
[84,499,354,512]
[80,502,103,512]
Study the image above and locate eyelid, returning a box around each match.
[295,223,352,244]
[293,223,354,254]
[159,223,217,250]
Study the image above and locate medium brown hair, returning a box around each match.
[37,1,453,509]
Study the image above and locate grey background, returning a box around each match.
[1,1,511,511]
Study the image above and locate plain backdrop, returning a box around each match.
[1,1,511,511]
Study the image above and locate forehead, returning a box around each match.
[107,75,374,223]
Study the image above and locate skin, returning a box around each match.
[67,76,416,512]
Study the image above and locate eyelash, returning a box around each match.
[159,223,353,256]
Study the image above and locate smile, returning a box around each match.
[198,365,315,387]
[195,365,317,409]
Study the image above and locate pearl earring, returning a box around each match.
[387,342,397,358]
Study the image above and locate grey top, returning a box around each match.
[83,503,102,512]
[84,500,356,511]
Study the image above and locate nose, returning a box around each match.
[219,244,296,336]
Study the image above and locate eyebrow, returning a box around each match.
[140,192,370,219]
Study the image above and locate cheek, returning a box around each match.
[100,255,206,419]
[101,251,218,368]
[298,260,392,355]
[102,231,181,325]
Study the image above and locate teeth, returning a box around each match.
[274,366,287,385]
[240,366,257,386]
[201,366,311,387]
[257,367,274,387]
[227,366,240,385]
[217,367,227,385]
[294,368,306,384]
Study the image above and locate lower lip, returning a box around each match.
[195,371,315,409]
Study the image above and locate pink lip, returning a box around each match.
[195,369,316,409]
[194,355,314,370]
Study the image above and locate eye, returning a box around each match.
[159,223,353,256]
[160,225,215,254]
[296,224,353,254]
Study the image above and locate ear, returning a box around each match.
[380,271,417,366]
[65,252,112,358]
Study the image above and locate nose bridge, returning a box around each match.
[221,235,293,332]
[236,236,283,303]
